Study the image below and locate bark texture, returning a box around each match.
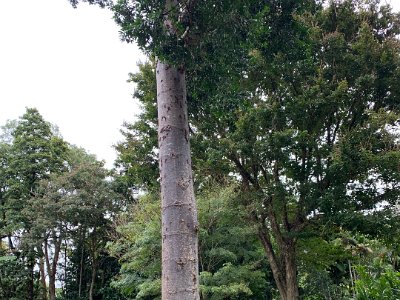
[89,262,96,300]
[44,233,62,300]
[156,61,199,300]
[234,160,300,300]
[39,257,48,300]
[27,258,35,300]
[258,219,299,300]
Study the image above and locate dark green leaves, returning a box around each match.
[69,0,112,8]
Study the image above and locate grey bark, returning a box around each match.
[7,233,15,254]
[89,228,98,300]
[27,258,34,300]
[259,225,299,300]
[39,256,48,300]
[237,157,299,300]
[89,260,96,300]
[78,233,85,299]
[44,233,62,300]
[156,61,199,300]
[284,241,299,300]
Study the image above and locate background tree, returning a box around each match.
[213,1,400,298]
[0,247,30,300]
[113,1,400,298]
[28,146,123,300]
[114,60,159,194]
[0,109,125,300]
[2,108,69,299]
[0,136,12,250]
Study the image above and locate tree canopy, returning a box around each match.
[112,0,400,299]
[1,0,399,299]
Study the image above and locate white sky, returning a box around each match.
[0,1,399,169]
[0,0,145,168]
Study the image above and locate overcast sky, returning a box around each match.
[0,0,145,168]
[0,1,399,168]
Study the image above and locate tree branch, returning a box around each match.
[229,154,257,186]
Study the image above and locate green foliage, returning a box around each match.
[298,237,351,272]
[0,109,125,300]
[0,142,11,236]
[36,147,124,300]
[69,0,111,8]
[70,0,400,298]
[200,264,263,300]
[114,61,159,193]
[355,263,400,299]
[109,185,271,299]
[0,108,71,298]
[113,0,266,68]
[0,119,18,144]
[297,233,356,299]
[108,193,161,299]
[25,145,119,241]
[197,186,270,299]
[297,230,400,300]
[0,253,29,300]
[4,108,68,231]
[64,245,124,300]
[299,269,350,300]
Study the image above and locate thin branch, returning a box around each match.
[229,154,257,186]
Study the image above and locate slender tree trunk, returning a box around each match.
[27,257,35,300]
[156,60,199,299]
[258,228,287,299]
[39,256,48,300]
[89,245,97,300]
[258,226,299,300]
[48,274,56,300]
[63,241,67,298]
[89,228,97,300]
[51,241,62,300]
[7,233,16,254]
[89,258,96,300]
[26,242,36,300]
[51,240,61,300]
[2,203,14,254]
[348,260,355,299]
[78,236,85,299]
[44,234,62,300]
[284,241,299,300]
[0,209,15,254]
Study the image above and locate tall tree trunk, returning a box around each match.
[63,241,67,298]
[44,233,62,300]
[89,228,97,300]
[39,256,48,300]
[258,225,299,300]
[89,262,97,300]
[51,238,62,300]
[48,274,57,300]
[78,243,84,299]
[27,257,35,300]
[156,61,199,299]
[258,228,287,299]
[284,241,299,300]
[7,233,16,254]
[89,259,96,300]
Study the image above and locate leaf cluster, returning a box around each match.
[109,185,271,299]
